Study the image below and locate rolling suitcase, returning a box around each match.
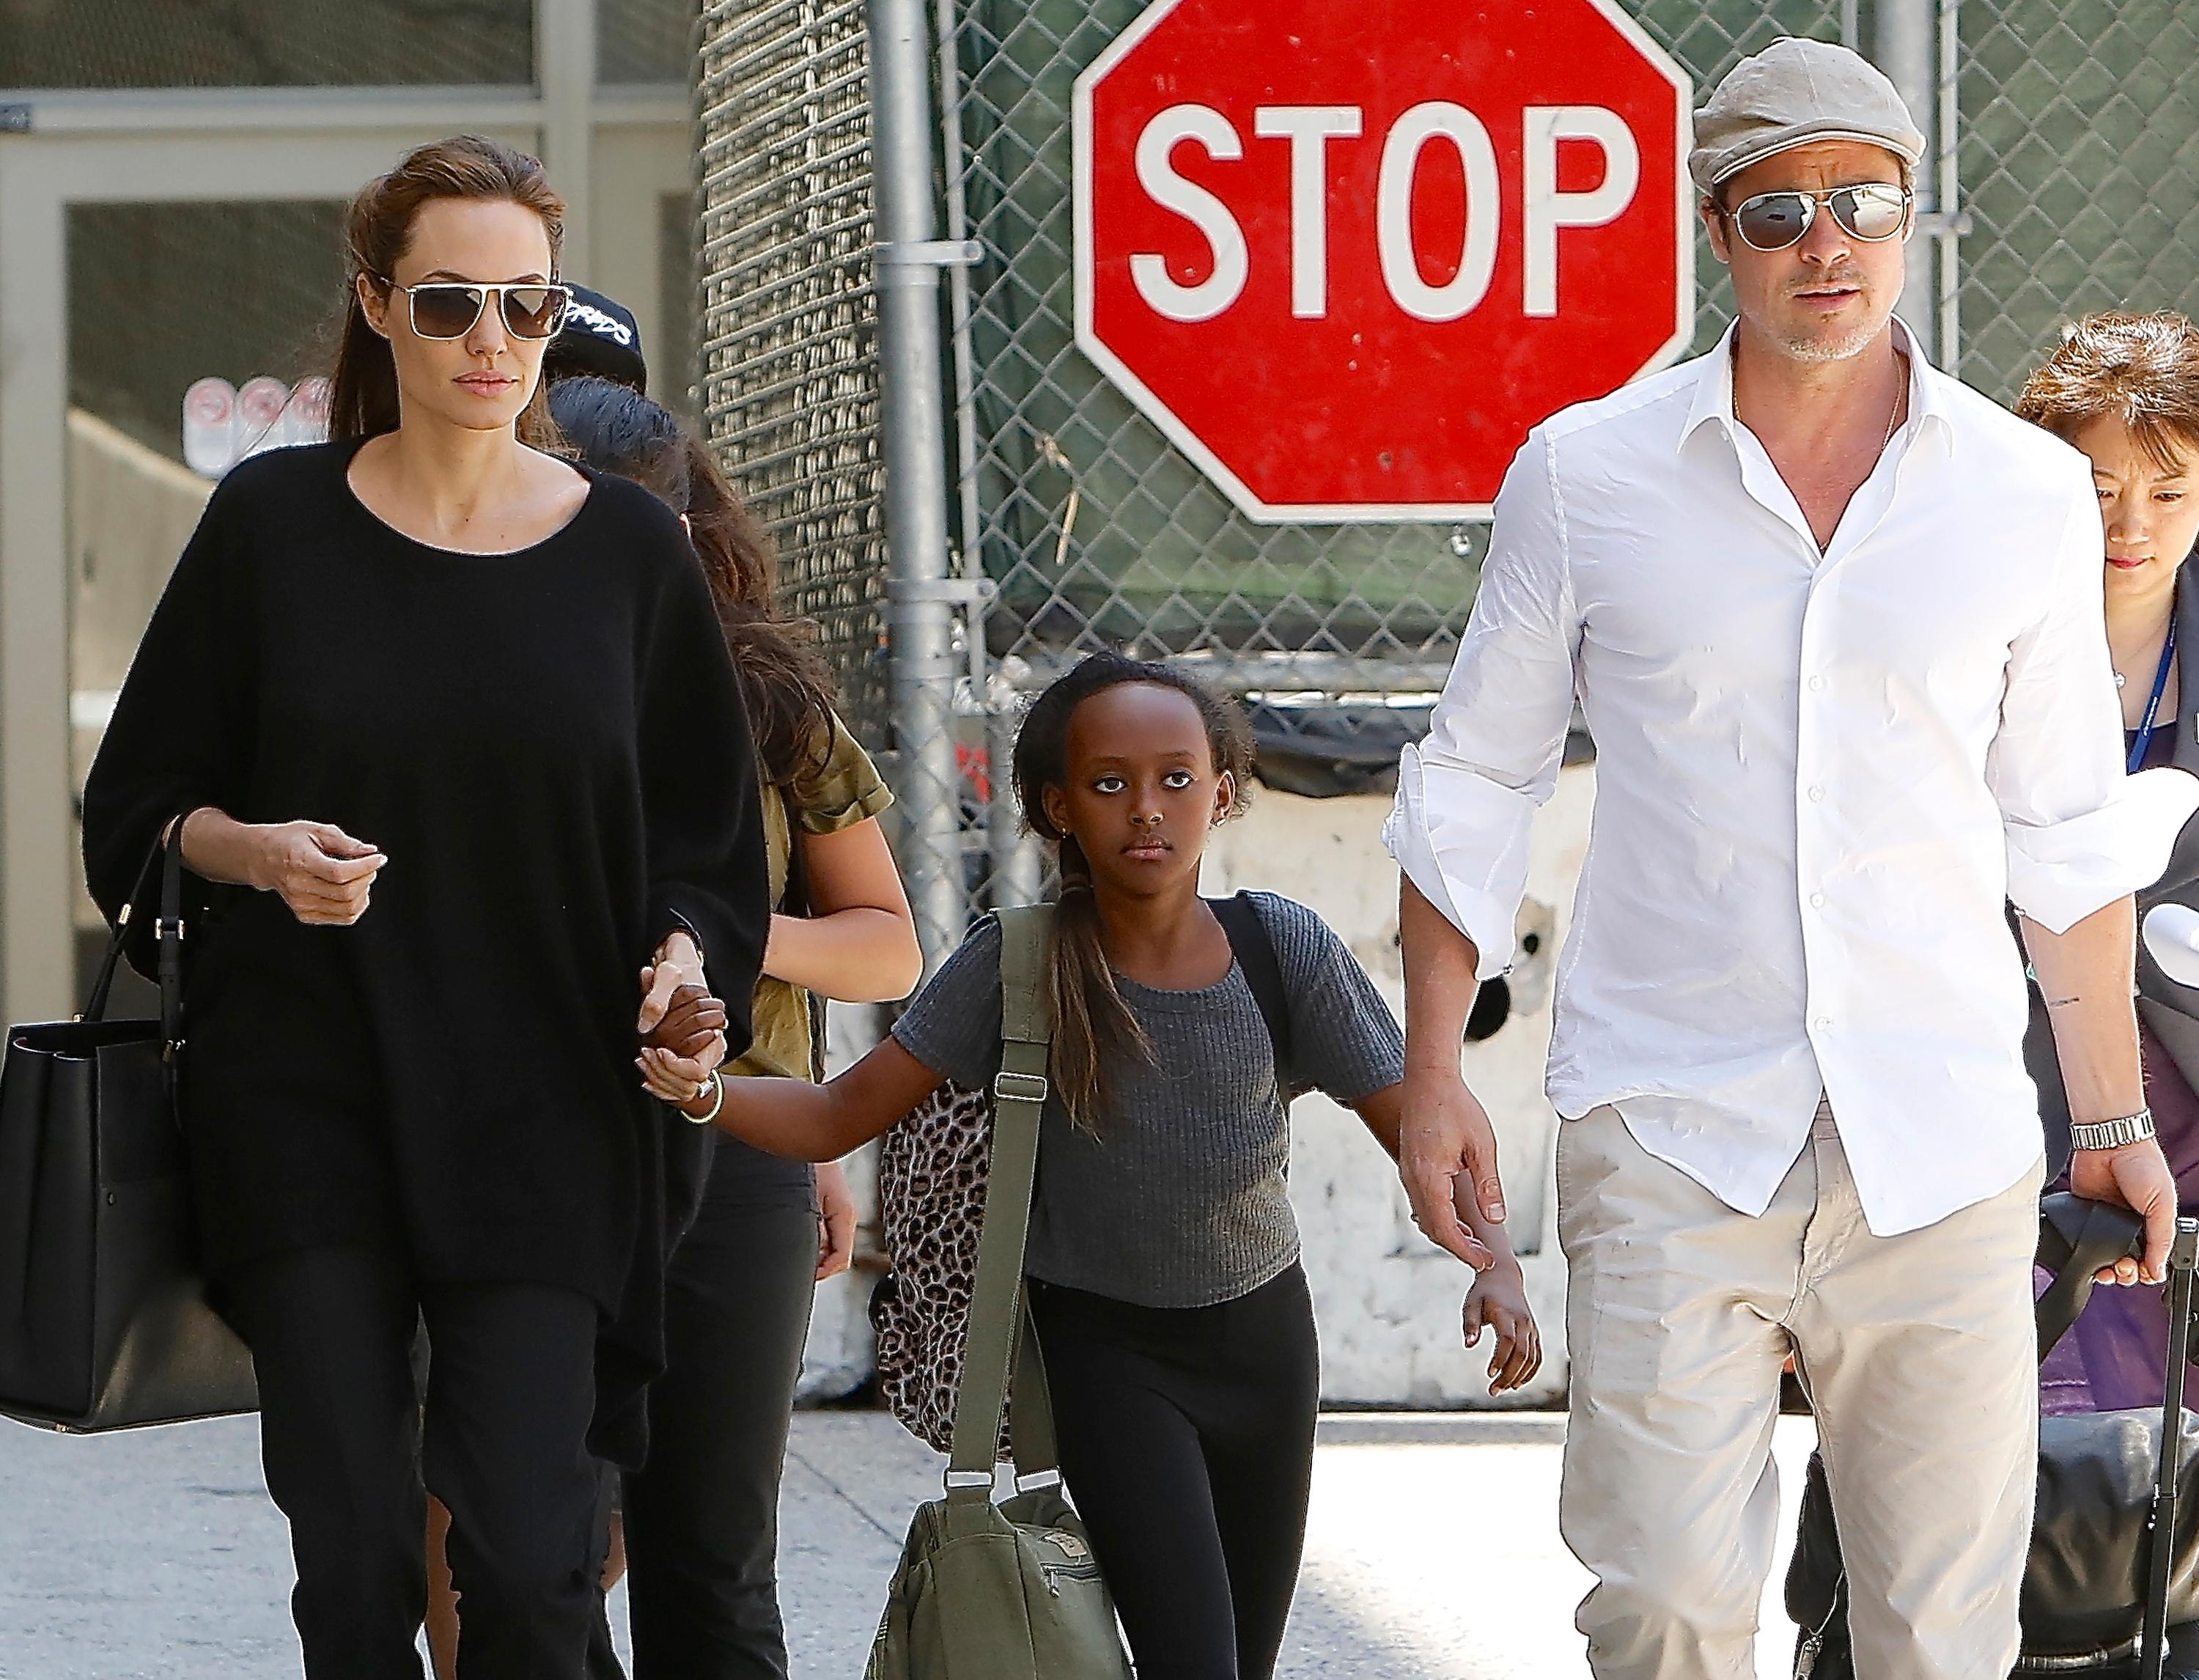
[1788,1198,2199,1679]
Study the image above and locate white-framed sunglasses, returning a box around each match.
[1720,183,1912,252]
[379,278,573,342]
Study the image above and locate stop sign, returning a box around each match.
[1073,0,1692,522]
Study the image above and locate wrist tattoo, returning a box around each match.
[2044,993,2082,1009]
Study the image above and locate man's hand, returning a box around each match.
[2071,1138,2177,1286]
[1399,1066,1503,1270]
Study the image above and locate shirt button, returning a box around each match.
[1808,786,1826,802]
[1813,1016,1832,1031]
[1810,892,1827,908]
[1808,675,1827,692]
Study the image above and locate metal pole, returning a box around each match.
[1874,0,1938,364]
[1935,0,1963,377]
[870,0,972,968]
[935,0,987,683]
[537,0,594,280]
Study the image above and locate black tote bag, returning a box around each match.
[0,833,256,1432]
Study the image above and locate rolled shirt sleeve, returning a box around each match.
[1384,431,1581,981]
[1992,473,2199,932]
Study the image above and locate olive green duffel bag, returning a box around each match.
[865,907,1132,1680]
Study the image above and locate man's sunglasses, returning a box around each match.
[1720,183,1912,252]
[381,279,572,342]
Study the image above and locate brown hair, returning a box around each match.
[329,135,567,449]
[2016,311,2199,475]
[545,375,836,785]
[1009,653,1256,1133]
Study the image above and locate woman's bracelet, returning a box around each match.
[684,1070,725,1127]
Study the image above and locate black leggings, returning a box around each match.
[227,1245,604,1680]
[618,1190,818,1679]
[1026,1265,1320,1680]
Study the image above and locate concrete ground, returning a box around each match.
[0,1409,1819,1678]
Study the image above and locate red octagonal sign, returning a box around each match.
[1075,0,1692,522]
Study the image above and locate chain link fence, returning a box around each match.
[697,0,893,743]
[697,0,2199,942]
[1956,0,2199,403]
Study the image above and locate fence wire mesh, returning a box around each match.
[1956,0,2199,403]
[697,0,2199,926]
[697,0,891,743]
[943,0,1849,721]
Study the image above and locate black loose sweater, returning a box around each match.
[80,439,770,1461]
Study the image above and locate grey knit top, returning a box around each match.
[891,891,1404,1309]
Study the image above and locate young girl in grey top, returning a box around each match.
[645,653,1539,1680]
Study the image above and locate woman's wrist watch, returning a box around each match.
[2071,1107,2156,1152]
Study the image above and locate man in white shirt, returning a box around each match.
[1388,37,2195,1680]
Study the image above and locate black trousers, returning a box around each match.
[619,1193,818,1679]
[1027,1265,1322,1680]
[227,1245,605,1680]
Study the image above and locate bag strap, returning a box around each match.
[81,821,188,1047]
[1209,891,1295,1093]
[945,904,1056,1503]
[2036,1191,2148,1360]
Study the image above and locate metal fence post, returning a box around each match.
[1874,0,1941,364]
[869,0,974,968]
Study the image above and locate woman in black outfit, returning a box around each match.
[79,135,768,1680]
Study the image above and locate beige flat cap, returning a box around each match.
[1689,37,1924,195]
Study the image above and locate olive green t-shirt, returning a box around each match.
[734,709,894,1082]
[707,710,892,1209]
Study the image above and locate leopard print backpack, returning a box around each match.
[870,905,1056,1456]
[871,1078,1004,1454]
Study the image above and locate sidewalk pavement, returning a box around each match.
[0,1408,1819,1678]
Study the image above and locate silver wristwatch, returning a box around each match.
[2070,1108,2156,1152]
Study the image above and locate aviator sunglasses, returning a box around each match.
[1720,183,1911,252]
[380,277,573,342]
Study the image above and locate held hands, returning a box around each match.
[1462,1261,1541,1396]
[638,929,710,1037]
[248,819,386,926]
[2071,1136,2178,1286]
[636,981,729,1111]
[1399,1065,1503,1272]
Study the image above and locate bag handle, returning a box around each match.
[2036,1191,2148,1360]
[945,904,1056,1503]
[81,821,188,1046]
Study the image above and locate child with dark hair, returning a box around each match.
[642,651,1538,1680]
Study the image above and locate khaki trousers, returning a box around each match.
[1556,1102,2044,1680]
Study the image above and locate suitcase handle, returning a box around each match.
[2036,1193,2148,1362]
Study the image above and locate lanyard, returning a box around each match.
[2130,619,2178,774]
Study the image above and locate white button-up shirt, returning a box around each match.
[1387,325,2199,1234]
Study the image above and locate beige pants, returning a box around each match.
[1556,1102,2044,1680]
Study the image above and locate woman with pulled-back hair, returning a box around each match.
[645,652,1539,1680]
[80,135,768,1679]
